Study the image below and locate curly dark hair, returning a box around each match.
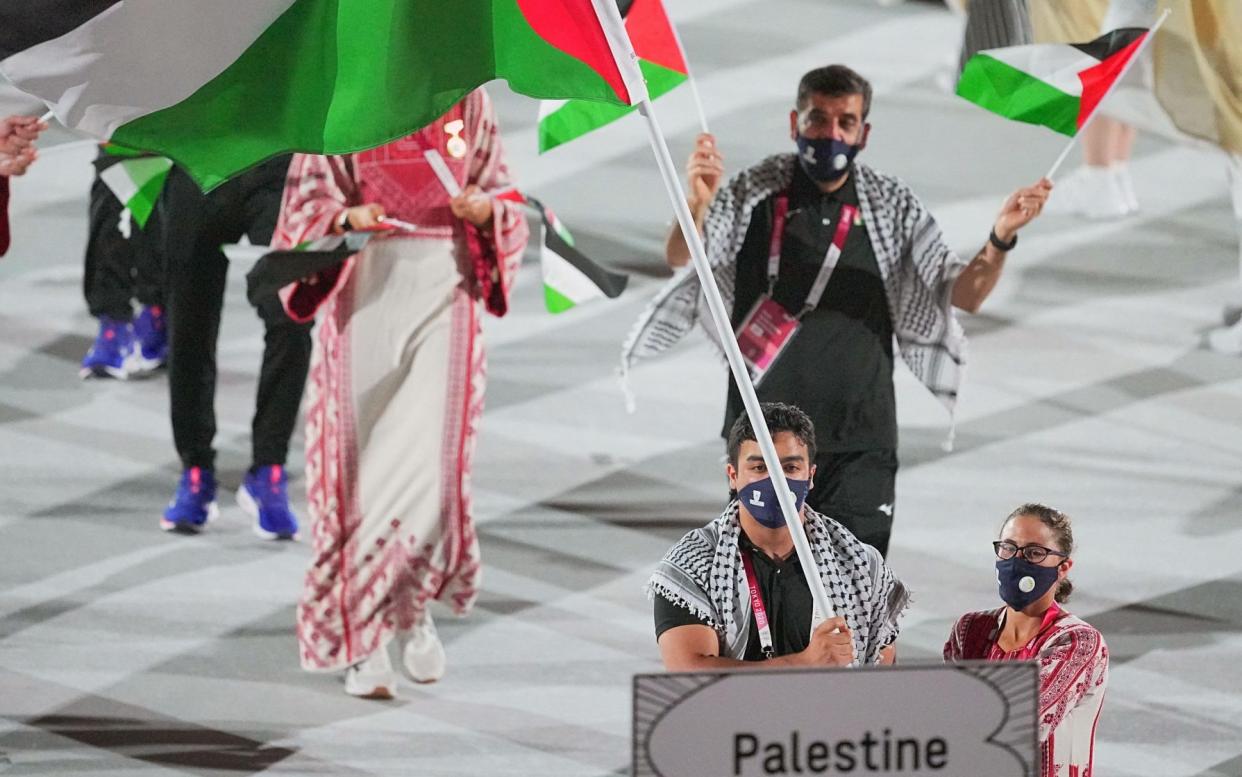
[1002,503,1075,603]
[726,402,817,468]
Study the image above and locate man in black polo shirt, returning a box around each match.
[649,402,908,669]
[638,64,1052,556]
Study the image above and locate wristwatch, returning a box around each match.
[336,209,352,233]
[988,228,1018,252]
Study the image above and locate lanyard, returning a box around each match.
[740,550,775,659]
[766,193,859,316]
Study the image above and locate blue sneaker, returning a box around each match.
[80,316,134,380]
[160,466,219,533]
[127,304,168,375]
[238,465,299,540]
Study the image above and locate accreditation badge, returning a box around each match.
[736,295,800,386]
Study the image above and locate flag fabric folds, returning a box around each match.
[245,194,627,316]
[96,153,172,229]
[0,0,648,189]
[243,233,372,308]
[957,27,1150,136]
[538,0,689,153]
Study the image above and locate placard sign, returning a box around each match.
[633,662,1037,777]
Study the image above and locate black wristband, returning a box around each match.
[989,229,1017,252]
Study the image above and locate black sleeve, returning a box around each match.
[654,593,712,642]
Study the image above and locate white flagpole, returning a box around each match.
[665,16,710,134]
[637,98,838,626]
[1045,9,1171,181]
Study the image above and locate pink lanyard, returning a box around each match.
[766,192,859,315]
[740,551,775,659]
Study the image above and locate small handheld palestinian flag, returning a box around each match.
[957,27,1154,138]
[539,0,691,153]
[0,0,647,190]
[496,189,629,313]
[243,232,373,308]
[95,151,172,230]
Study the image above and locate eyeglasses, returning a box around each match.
[993,540,1069,564]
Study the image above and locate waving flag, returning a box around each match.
[539,0,689,153]
[0,0,647,190]
[957,28,1150,136]
[96,151,172,229]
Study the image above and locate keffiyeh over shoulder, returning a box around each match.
[647,504,910,664]
[622,154,968,414]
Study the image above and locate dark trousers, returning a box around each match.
[84,174,164,320]
[806,448,898,557]
[160,158,311,471]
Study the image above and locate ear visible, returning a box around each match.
[1059,558,1074,579]
[807,464,817,488]
[789,109,799,142]
[858,122,871,150]
[726,462,739,492]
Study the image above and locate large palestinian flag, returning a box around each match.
[539,0,688,153]
[957,28,1150,137]
[0,0,648,190]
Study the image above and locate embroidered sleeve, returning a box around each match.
[943,614,970,662]
[463,89,529,317]
[1036,627,1108,740]
[271,154,359,322]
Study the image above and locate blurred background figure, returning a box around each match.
[78,146,169,380]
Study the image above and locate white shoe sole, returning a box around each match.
[122,352,166,378]
[159,501,219,534]
[237,485,298,541]
[344,679,397,700]
[80,364,129,380]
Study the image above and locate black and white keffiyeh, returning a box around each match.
[646,503,910,664]
[621,154,968,415]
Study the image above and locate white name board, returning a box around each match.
[633,662,1037,777]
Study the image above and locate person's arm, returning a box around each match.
[951,178,1052,313]
[657,617,856,672]
[1034,627,1107,740]
[457,88,530,317]
[666,133,725,269]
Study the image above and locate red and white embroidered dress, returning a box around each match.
[945,604,1109,777]
[272,89,528,672]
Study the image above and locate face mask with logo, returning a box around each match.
[739,476,811,529]
[795,134,862,184]
[995,557,1061,611]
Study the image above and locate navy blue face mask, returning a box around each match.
[996,557,1061,611]
[739,476,811,529]
[795,134,862,183]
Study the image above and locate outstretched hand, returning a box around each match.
[994,178,1053,242]
[0,115,48,177]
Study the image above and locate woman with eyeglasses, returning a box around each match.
[944,503,1109,777]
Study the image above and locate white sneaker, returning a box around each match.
[344,649,397,700]
[1111,163,1139,214]
[1046,165,1130,220]
[402,612,447,684]
[1207,319,1242,356]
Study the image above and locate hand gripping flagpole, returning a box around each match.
[637,99,837,626]
[1045,9,1171,181]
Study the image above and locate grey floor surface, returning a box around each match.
[2,1,1242,775]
